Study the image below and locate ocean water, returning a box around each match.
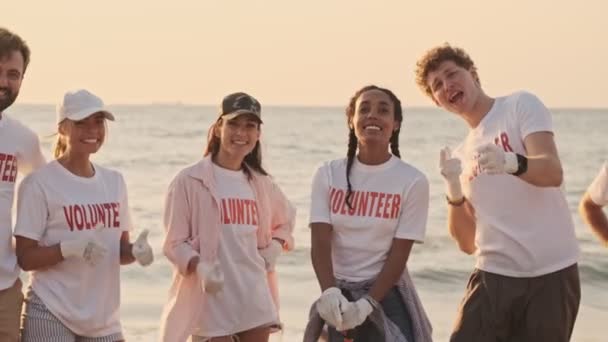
[11,104,608,342]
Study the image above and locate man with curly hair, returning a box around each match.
[415,44,580,342]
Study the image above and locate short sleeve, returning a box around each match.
[18,129,46,176]
[515,91,554,139]
[14,175,48,241]
[394,175,429,243]
[118,174,133,232]
[587,162,608,206]
[309,164,332,225]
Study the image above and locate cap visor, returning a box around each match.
[68,107,115,122]
[222,110,262,123]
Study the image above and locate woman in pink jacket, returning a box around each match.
[159,92,296,342]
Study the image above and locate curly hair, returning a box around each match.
[415,43,478,98]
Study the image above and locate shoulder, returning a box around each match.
[19,161,57,187]
[503,90,546,108]
[93,164,127,186]
[316,158,347,174]
[392,159,428,184]
[2,115,38,140]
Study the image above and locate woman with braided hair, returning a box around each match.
[305,85,432,341]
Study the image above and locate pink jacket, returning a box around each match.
[159,157,296,342]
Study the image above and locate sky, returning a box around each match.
[4,0,607,107]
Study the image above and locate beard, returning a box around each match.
[0,87,18,113]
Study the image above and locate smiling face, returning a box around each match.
[214,114,261,163]
[426,60,482,115]
[350,89,400,147]
[59,112,107,157]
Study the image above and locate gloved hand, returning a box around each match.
[258,239,283,271]
[316,287,349,329]
[60,228,108,267]
[477,143,518,175]
[132,230,154,266]
[196,261,224,294]
[439,147,464,201]
[340,297,375,331]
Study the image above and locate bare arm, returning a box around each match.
[120,231,136,265]
[368,238,414,302]
[579,192,608,244]
[447,200,477,254]
[310,223,336,291]
[518,131,563,187]
[16,236,63,271]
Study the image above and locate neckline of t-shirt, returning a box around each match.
[352,155,398,172]
[212,163,247,179]
[52,160,99,184]
[472,95,506,134]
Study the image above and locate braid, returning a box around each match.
[390,129,401,158]
[345,128,358,209]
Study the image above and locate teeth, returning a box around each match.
[83,139,98,144]
[233,141,247,145]
[364,125,381,131]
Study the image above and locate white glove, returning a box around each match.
[196,261,224,294]
[316,287,349,329]
[60,229,107,267]
[477,143,518,175]
[439,147,464,201]
[258,239,282,271]
[132,230,154,266]
[340,297,374,331]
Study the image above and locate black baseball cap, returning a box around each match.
[218,92,262,123]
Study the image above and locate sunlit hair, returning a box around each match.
[204,117,268,178]
[415,43,479,98]
[344,85,403,208]
[0,27,31,74]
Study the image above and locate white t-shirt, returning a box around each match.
[587,162,608,206]
[195,164,277,337]
[14,160,132,337]
[0,114,45,290]
[309,156,429,282]
[453,91,579,277]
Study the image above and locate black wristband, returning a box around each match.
[512,154,528,176]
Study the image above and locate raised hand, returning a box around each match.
[132,229,154,266]
[477,143,518,175]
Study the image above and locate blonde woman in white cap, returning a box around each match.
[13,89,154,342]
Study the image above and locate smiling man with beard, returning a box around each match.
[0,27,45,342]
[415,44,580,342]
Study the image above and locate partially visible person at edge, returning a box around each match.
[415,44,580,342]
[0,27,45,342]
[579,162,608,246]
[304,85,433,342]
[159,92,296,342]
[14,89,154,342]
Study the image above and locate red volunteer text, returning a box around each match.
[0,153,18,183]
[329,187,401,219]
[220,198,258,225]
[63,202,121,231]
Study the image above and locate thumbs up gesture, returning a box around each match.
[439,147,464,202]
[132,230,154,266]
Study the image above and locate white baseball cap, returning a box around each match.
[56,89,115,124]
